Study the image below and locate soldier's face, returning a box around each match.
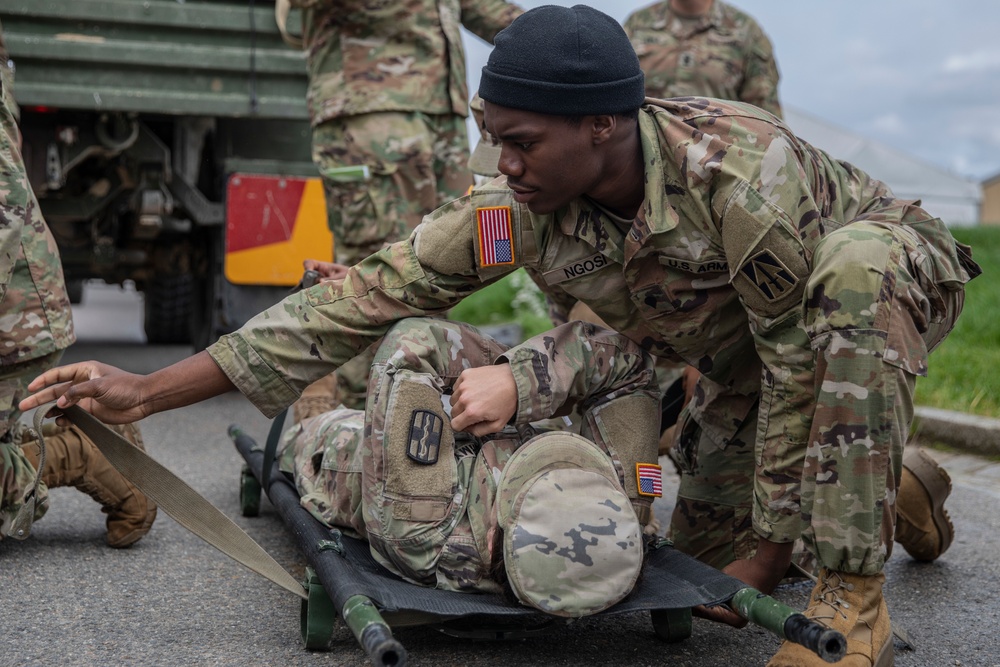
[484,102,606,214]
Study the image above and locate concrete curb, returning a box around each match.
[913,406,1000,458]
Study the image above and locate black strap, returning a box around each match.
[260,408,288,493]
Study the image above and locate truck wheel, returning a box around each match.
[189,229,222,352]
[65,279,84,305]
[144,271,194,344]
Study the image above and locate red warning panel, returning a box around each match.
[226,175,307,252]
[225,174,332,286]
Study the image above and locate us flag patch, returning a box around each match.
[476,206,515,267]
[636,463,663,497]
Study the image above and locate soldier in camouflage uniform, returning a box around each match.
[624,0,782,118]
[21,7,979,664]
[292,0,522,266]
[0,25,156,547]
[280,317,652,610]
[289,0,522,411]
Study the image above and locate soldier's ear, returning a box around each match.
[590,114,616,145]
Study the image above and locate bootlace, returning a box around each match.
[808,571,853,624]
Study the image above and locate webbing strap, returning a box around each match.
[63,405,307,600]
[260,408,287,494]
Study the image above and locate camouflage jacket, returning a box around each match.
[624,0,782,118]
[290,0,522,125]
[208,97,973,544]
[0,52,75,366]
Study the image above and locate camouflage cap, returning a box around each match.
[496,432,643,618]
[468,93,501,178]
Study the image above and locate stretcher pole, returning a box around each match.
[229,425,406,667]
[729,588,847,663]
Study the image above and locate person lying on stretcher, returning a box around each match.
[279,317,663,617]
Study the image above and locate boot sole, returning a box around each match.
[901,447,954,558]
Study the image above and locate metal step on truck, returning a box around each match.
[0,0,330,349]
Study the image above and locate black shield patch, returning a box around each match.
[739,250,798,301]
[406,410,443,464]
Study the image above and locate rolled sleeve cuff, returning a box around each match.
[499,350,552,424]
[752,499,803,545]
[207,332,299,419]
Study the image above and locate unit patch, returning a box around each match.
[636,463,663,498]
[739,249,798,301]
[476,206,515,267]
[406,410,444,464]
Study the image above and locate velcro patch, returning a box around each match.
[476,206,515,267]
[406,410,443,464]
[739,249,798,301]
[636,463,663,498]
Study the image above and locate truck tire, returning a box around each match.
[65,279,85,305]
[144,272,194,345]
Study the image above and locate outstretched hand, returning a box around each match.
[450,365,518,436]
[18,361,150,425]
[18,351,236,426]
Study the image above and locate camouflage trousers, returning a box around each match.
[0,351,64,538]
[670,207,972,575]
[280,317,658,591]
[313,110,473,267]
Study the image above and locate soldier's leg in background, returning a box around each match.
[428,112,475,205]
[309,112,472,411]
[313,111,471,266]
[666,406,757,570]
[0,352,63,539]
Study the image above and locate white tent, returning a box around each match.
[785,108,982,226]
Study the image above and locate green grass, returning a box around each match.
[453,226,999,418]
[914,226,999,417]
[448,269,554,338]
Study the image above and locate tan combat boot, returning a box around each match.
[21,423,157,548]
[768,569,892,667]
[895,447,954,561]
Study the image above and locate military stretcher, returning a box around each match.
[228,422,847,667]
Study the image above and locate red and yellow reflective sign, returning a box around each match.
[224,174,332,286]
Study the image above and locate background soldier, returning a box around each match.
[0,24,155,547]
[287,0,522,411]
[20,7,978,665]
[282,317,653,612]
[624,0,782,118]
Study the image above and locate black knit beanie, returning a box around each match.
[479,4,645,116]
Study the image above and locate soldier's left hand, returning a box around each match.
[450,365,517,436]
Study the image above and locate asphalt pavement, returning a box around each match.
[1,283,998,667]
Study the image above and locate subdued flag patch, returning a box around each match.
[476,206,515,267]
[636,463,663,497]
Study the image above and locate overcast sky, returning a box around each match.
[462,0,1000,183]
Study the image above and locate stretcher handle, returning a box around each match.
[343,594,406,667]
[729,588,847,663]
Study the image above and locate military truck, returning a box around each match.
[0,0,330,349]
